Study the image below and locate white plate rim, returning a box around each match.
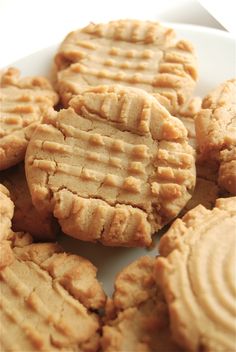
[5,22,236,69]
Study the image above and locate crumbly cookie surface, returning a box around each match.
[173,96,220,214]
[102,256,182,352]
[175,96,201,150]
[0,184,14,241]
[155,197,236,351]
[0,67,58,170]
[0,184,14,268]
[166,97,219,213]
[0,163,58,241]
[0,232,106,352]
[55,20,197,114]
[25,85,195,247]
[195,79,236,194]
[218,146,236,195]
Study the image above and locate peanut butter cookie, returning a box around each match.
[0,67,58,170]
[0,231,106,351]
[55,20,198,114]
[195,79,236,195]
[0,163,59,241]
[25,85,196,247]
[102,256,182,352]
[155,197,236,351]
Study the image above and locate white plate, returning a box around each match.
[8,23,236,297]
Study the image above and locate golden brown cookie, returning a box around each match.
[55,20,198,114]
[0,231,106,352]
[102,256,182,352]
[155,197,236,351]
[195,79,236,195]
[0,184,14,268]
[0,67,58,170]
[0,163,58,241]
[25,85,196,247]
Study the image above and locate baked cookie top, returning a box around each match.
[0,163,58,241]
[155,197,236,351]
[195,79,236,195]
[25,85,196,247]
[55,19,198,113]
[102,256,182,352]
[195,79,236,158]
[0,67,58,170]
[0,232,106,352]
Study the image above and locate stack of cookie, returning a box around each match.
[0,19,235,351]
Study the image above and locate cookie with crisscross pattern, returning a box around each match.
[55,20,197,114]
[0,67,58,170]
[25,85,195,247]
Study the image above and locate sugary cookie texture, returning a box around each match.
[155,197,236,352]
[102,256,182,352]
[25,85,196,247]
[55,19,198,114]
[0,68,58,170]
[0,232,106,352]
[0,163,58,241]
[195,79,236,195]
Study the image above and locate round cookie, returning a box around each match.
[0,163,58,241]
[155,197,236,351]
[195,79,236,195]
[55,19,198,114]
[0,67,58,170]
[0,231,106,352]
[25,85,196,247]
[102,256,182,352]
